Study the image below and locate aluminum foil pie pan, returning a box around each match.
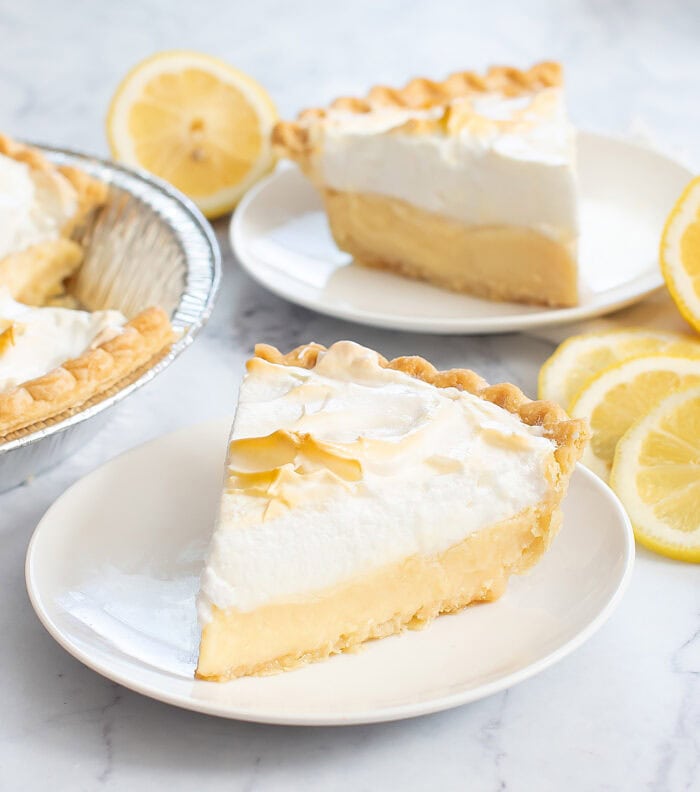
[0,145,221,493]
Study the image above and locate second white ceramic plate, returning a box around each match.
[27,418,634,725]
[232,132,691,334]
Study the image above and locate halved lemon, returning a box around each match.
[106,50,278,218]
[538,328,700,410]
[660,176,700,333]
[610,385,700,562]
[569,354,700,480]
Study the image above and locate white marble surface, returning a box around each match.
[1,1,699,789]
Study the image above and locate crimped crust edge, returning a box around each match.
[272,61,562,164]
[253,341,588,477]
[0,307,175,441]
[0,133,108,237]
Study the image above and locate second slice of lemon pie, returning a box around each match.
[196,341,588,681]
[272,61,579,307]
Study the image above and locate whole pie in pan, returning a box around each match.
[196,340,589,680]
[272,62,579,307]
[0,134,175,443]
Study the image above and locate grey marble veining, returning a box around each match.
[1,1,699,790]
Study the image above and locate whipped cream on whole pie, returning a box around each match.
[0,288,125,392]
[273,62,581,308]
[0,134,109,307]
[196,340,588,680]
[0,153,78,260]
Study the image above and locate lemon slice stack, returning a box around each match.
[539,176,700,561]
[541,334,700,561]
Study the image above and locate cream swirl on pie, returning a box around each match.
[0,289,125,393]
[0,134,109,306]
[0,153,79,260]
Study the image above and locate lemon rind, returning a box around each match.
[610,385,700,563]
[570,353,700,480]
[106,49,278,218]
[660,176,700,334]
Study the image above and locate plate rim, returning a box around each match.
[25,418,636,726]
[230,130,689,335]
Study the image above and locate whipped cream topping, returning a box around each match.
[199,341,557,618]
[0,289,126,392]
[315,88,578,243]
[0,153,78,260]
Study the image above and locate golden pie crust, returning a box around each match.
[0,134,108,306]
[196,342,589,680]
[255,341,588,475]
[0,306,175,441]
[271,61,562,170]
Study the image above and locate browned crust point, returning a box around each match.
[0,307,175,440]
[0,133,108,237]
[253,341,588,477]
[271,61,562,162]
[0,133,53,171]
[58,165,109,232]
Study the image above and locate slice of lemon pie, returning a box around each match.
[272,61,579,307]
[0,288,174,440]
[0,134,107,306]
[196,341,588,680]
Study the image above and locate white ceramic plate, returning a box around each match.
[26,418,634,726]
[231,132,691,334]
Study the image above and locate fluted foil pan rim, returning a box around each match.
[0,144,221,466]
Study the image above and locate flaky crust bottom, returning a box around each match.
[0,307,175,441]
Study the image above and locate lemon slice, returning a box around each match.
[611,386,700,562]
[538,328,700,410]
[106,50,277,218]
[660,176,700,332]
[570,354,700,480]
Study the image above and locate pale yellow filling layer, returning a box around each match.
[196,499,561,681]
[323,189,579,308]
